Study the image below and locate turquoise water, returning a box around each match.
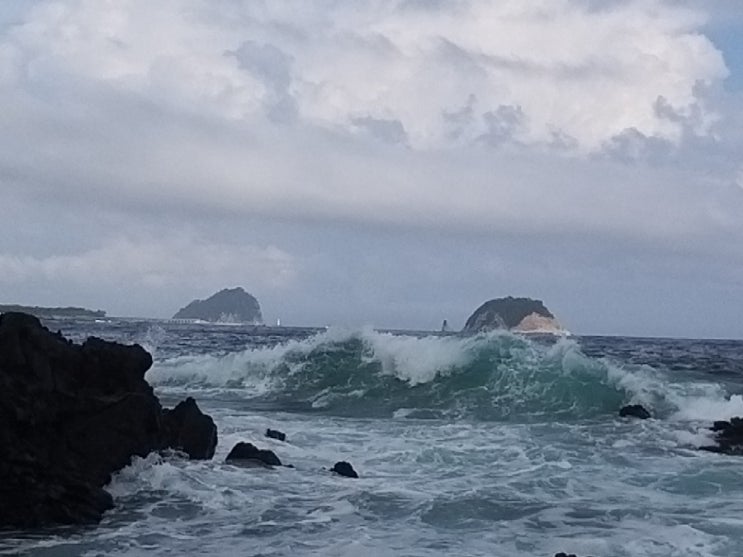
[3,320,743,556]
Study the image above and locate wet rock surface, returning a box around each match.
[331,461,358,478]
[0,312,217,528]
[226,442,283,466]
[265,428,286,442]
[700,417,743,455]
[619,404,651,419]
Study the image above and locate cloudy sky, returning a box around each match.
[2,0,743,338]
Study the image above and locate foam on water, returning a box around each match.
[148,328,743,424]
[8,320,743,557]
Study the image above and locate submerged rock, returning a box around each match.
[0,312,217,528]
[331,461,358,478]
[226,442,282,466]
[619,404,651,420]
[265,428,287,442]
[700,417,743,455]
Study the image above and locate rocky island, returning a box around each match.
[0,304,105,320]
[463,296,567,334]
[172,287,263,324]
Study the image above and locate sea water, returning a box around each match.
[2,319,743,557]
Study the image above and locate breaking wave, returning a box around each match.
[147,328,738,422]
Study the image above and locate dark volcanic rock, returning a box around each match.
[226,442,282,466]
[0,312,217,528]
[463,296,560,333]
[161,397,218,459]
[619,404,651,420]
[265,428,286,442]
[331,461,358,478]
[700,417,743,455]
[173,287,262,323]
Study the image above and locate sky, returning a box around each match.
[1,0,743,338]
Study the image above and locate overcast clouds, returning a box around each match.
[2,0,743,338]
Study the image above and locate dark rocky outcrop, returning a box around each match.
[173,287,262,324]
[619,404,651,420]
[161,397,218,459]
[226,442,282,466]
[265,428,286,442]
[700,417,743,455]
[0,312,217,528]
[331,461,358,478]
[463,296,564,334]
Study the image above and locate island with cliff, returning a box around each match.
[172,287,263,324]
[463,296,567,335]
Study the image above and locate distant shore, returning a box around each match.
[0,304,106,320]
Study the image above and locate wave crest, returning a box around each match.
[149,329,662,421]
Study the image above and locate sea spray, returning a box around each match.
[148,329,650,421]
[7,318,743,557]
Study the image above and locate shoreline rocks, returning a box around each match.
[265,428,287,442]
[619,404,651,420]
[700,417,743,455]
[0,312,217,528]
[226,442,282,466]
[331,461,358,478]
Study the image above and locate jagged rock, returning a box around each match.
[619,404,651,420]
[225,442,282,466]
[265,428,286,442]
[161,397,218,459]
[173,287,262,324]
[463,297,565,334]
[331,461,358,478]
[700,417,743,455]
[0,312,216,528]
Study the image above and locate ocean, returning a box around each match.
[3,319,743,557]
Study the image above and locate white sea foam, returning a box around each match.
[362,330,482,384]
[148,327,496,389]
[147,327,743,426]
[669,392,743,422]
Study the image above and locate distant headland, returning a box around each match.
[172,287,263,324]
[463,296,567,335]
[0,304,106,320]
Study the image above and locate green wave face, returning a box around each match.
[152,330,641,421]
[267,334,628,420]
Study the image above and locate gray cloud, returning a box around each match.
[1,0,743,337]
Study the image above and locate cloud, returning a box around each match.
[0,235,296,297]
[1,0,743,335]
[0,0,727,151]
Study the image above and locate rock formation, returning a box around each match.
[172,287,263,324]
[331,461,358,478]
[225,442,282,466]
[619,404,651,420]
[463,296,565,334]
[265,428,287,442]
[700,418,743,455]
[0,312,217,528]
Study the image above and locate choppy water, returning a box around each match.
[3,319,743,556]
